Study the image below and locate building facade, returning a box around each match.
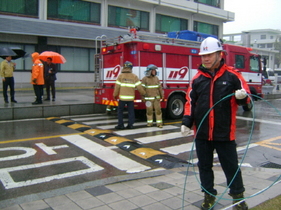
[0,0,234,88]
[223,29,281,70]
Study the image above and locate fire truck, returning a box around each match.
[94,31,262,119]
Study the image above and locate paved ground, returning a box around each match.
[0,87,280,210]
[1,167,280,210]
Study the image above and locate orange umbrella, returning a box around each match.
[39,51,66,64]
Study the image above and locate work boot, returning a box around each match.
[147,123,153,127]
[230,193,248,210]
[157,124,163,128]
[201,193,216,210]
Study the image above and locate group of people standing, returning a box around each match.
[31,52,57,104]
[113,61,164,130]
[0,53,57,105]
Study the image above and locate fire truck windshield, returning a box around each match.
[250,55,261,72]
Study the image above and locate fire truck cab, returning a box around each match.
[94,32,262,119]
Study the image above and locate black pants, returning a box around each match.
[45,79,56,99]
[195,139,245,195]
[2,77,15,101]
[33,85,44,102]
[117,100,134,127]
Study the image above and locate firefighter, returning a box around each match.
[141,64,164,128]
[113,61,145,129]
[181,37,250,210]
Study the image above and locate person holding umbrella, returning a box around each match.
[31,52,44,105]
[0,56,17,103]
[43,57,57,101]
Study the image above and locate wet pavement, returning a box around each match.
[0,87,280,210]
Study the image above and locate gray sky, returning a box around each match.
[223,0,281,34]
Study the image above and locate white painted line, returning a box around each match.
[0,156,103,189]
[83,119,118,125]
[160,142,195,155]
[62,135,151,173]
[237,116,281,125]
[190,143,259,164]
[71,116,116,121]
[35,143,69,155]
[98,122,147,130]
[135,131,193,144]
[0,147,37,161]
[114,125,178,136]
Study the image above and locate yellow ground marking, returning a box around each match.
[164,121,181,125]
[84,129,112,136]
[55,119,75,124]
[255,136,281,151]
[0,133,84,144]
[46,117,61,120]
[104,136,134,145]
[68,124,91,129]
[131,148,166,159]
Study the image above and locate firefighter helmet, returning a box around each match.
[145,64,157,76]
[146,64,158,71]
[123,61,133,69]
[199,37,223,55]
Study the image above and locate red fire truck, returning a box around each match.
[94,31,262,119]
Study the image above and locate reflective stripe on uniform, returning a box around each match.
[119,95,135,100]
[142,84,159,89]
[144,96,161,100]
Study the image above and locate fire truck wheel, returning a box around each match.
[167,95,185,119]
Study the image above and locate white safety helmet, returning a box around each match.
[199,37,223,55]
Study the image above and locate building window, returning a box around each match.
[193,21,218,36]
[48,0,100,24]
[108,6,149,31]
[270,36,274,39]
[61,47,95,71]
[267,43,273,48]
[258,44,265,48]
[194,0,220,8]
[156,14,188,33]
[260,35,266,39]
[0,0,38,17]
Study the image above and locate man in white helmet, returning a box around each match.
[181,37,250,210]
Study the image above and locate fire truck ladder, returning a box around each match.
[93,54,101,88]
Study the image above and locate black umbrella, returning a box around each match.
[0,47,17,59]
[0,47,27,60]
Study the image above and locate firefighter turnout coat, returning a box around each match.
[113,67,145,101]
[141,74,164,126]
[182,61,250,141]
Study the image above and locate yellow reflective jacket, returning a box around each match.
[141,75,163,100]
[113,67,145,101]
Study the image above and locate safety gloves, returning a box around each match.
[235,89,247,99]
[181,125,192,136]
